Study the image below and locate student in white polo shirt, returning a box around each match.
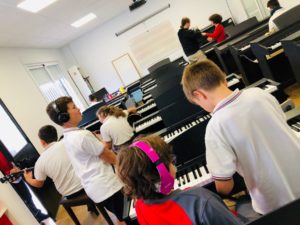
[181,60,300,217]
[97,105,135,152]
[46,97,126,225]
[24,125,82,197]
[267,0,285,33]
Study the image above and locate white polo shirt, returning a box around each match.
[269,8,286,32]
[34,141,82,196]
[205,88,300,214]
[100,111,134,146]
[63,128,123,203]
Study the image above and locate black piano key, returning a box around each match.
[204,165,209,174]
[177,177,181,187]
[192,169,197,179]
[196,167,202,177]
[186,172,190,183]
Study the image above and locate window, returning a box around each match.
[28,63,85,111]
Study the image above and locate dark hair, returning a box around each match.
[209,14,222,24]
[38,125,58,144]
[97,105,126,118]
[89,94,97,102]
[117,135,173,200]
[46,96,73,126]
[267,0,280,8]
[180,17,190,28]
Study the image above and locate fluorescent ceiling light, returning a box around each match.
[17,0,57,13]
[71,13,97,28]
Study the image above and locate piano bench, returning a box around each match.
[59,193,114,225]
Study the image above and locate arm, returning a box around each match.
[204,25,223,39]
[99,148,116,165]
[127,107,137,114]
[24,171,45,188]
[214,178,234,195]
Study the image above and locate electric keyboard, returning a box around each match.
[249,22,300,83]
[247,78,288,104]
[136,100,157,117]
[143,84,157,94]
[286,107,300,139]
[141,79,156,89]
[142,93,152,101]
[226,73,245,90]
[133,110,164,134]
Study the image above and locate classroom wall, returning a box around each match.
[61,0,234,93]
[0,47,82,154]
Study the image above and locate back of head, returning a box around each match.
[117,135,173,200]
[181,60,226,102]
[97,105,126,118]
[38,125,58,144]
[267,0,280,8]
[180,17,190,28]
[209,14,223,24]
[46,96,73,126]
[89,94,97,102]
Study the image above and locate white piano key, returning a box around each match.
[227,78,239,87]
[240,44,251,51]
[143,84,157,93]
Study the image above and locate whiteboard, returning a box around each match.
[112,53,141,86]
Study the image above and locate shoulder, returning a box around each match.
[173,187,219,203]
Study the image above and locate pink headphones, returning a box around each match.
[129,141,174,195]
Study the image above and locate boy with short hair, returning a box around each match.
[181,60,300,215]
[116,135,242,225]
[46,97,126,225]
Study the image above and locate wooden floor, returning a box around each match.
[55,205,111,225]
[54,83,300,225]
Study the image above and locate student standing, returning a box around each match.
[178,17,207,63]
[181,60,300,216]
[202,14,226,43]
[46,97,126,225]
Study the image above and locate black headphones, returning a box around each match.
[52,101,70,123]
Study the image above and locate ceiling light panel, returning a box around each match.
[17,0,57,13]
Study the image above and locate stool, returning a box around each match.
[59,193,114,225]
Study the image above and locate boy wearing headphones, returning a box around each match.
[46,97,126,225]
[116,135,242,225]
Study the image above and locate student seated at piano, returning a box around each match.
[181,60,300,219]
[97,105,136,153]
[202,14,226,43]
[24,125,85,200]
[116,135,242,225]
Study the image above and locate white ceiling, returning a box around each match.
[0,0,132,48]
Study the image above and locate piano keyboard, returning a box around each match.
[269,42,282,50]
[261,84,277,93]
[141,79,156,89]
[163,114,211,143]
[135,115,162,133]
[240,44,251,51]
[227,78,240,87]
[137,102,157,114]
[143,94,152,101]
[174,165,213,190]
[143,84,158,93]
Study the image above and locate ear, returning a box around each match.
[40,139,48,148]
[192,89,207,100]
